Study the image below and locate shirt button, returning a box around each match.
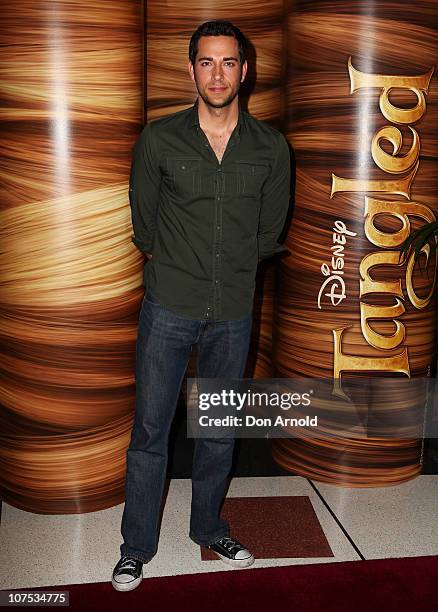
[216,253,219,258]
[217,225,221,230]
[217,196,220,200]
[215,280,219,284]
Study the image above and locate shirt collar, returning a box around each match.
[189,98,244,134]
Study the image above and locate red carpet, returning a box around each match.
[22,555,438,612]
[201,496,334,560]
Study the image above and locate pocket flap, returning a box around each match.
[167,158,201,173]
[237,161,269,175]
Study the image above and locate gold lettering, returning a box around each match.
[364,197,436,248]
[359,251,402,297]
[371,126,419,174]
[329,59,434,382]
[333,327,410,400]
[406,244,438,309]
[331,162,418,199]
[360,299,406,350]
[348,57,433,124]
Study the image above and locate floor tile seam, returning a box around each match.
[306,479,366,561]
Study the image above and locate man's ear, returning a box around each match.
[188,61,195,82]
[241,60,248,83]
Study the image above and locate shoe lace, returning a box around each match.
[217,536,241,552]
[119,556,138,571]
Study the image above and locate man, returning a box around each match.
[112,20,290,591]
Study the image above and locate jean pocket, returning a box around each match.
[144,289,160,305]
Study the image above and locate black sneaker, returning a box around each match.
[111,555,143,591]
[207,536,255,568]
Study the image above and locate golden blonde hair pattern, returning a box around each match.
[0,1,143,513]
[271,0,438,486]
[0,0,288,513]
[1,0,437,514]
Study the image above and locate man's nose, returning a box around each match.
[212,63,224,80]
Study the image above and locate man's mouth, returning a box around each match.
[209,86,227,92]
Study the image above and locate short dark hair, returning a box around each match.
[189,20,247,65]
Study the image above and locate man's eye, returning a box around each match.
[225,62,235,67]
[201,61,211,67]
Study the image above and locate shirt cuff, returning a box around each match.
[131,235,154,253]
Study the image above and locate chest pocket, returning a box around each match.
[237,161,270,198]
[164,157,201,197]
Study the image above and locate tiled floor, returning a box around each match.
[1,475,437,590]
[313,476,438,559]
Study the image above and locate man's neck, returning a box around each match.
[197,97,239,135]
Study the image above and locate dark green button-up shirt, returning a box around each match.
[129,100,290,321]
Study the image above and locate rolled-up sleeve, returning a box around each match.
[257,133,291,261]
[129,122,161,254]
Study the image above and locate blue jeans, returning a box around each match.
[120,289,252,563]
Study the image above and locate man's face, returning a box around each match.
[189,35,247,109]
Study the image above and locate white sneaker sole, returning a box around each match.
[213,552,255,568]
[111,573,143,592]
